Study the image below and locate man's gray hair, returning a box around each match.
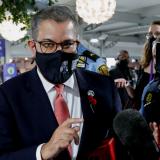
[31,5,79,40]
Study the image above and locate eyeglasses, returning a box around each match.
[34,39,79,54]
[146,32,160,40]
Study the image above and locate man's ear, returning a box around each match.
[28,40,36,57]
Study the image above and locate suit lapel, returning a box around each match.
[27,68,59,135]
[75,69,104,157]
[29,68,72,159]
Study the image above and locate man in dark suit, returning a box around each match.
[109,50,134,109]
[0,5,122,160]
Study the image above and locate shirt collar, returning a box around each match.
[37,68,75,93]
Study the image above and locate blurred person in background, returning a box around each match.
[109,50,134,109]
[134,21,160,110]
[140,37,160,147]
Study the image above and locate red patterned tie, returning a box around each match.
[54,84,72,158]
[54,84,70,125]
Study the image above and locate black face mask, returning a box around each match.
[35,50,78,84]
[118,59,129,69]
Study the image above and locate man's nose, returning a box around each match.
[56,44,63,51]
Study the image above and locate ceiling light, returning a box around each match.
[0,19,27,41]
[0,11,27,42]
[90,38,99,43]
[76,0,116,24]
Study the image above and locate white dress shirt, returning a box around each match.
[36,68,83,160]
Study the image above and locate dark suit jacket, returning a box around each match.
[0,67,122,160]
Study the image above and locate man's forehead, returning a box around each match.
[37,20,77,41]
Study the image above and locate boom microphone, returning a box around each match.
[113,109,160,160]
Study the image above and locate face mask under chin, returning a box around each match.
[35,50,78,84]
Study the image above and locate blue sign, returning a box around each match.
[3,63,17,82]
[0,39,5,57]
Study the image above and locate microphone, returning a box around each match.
[113,109,160,160]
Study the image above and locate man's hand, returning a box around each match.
[114,78,129,88]
[41,118,83,159]
[114,78,134,98]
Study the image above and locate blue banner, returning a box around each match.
[0,39,5,57]
[3,63,17,82]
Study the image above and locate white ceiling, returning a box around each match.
[53,0,160,57]
[116,0,160,11]
[8,0,160,58]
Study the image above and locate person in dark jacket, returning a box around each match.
[110,50,134,109]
